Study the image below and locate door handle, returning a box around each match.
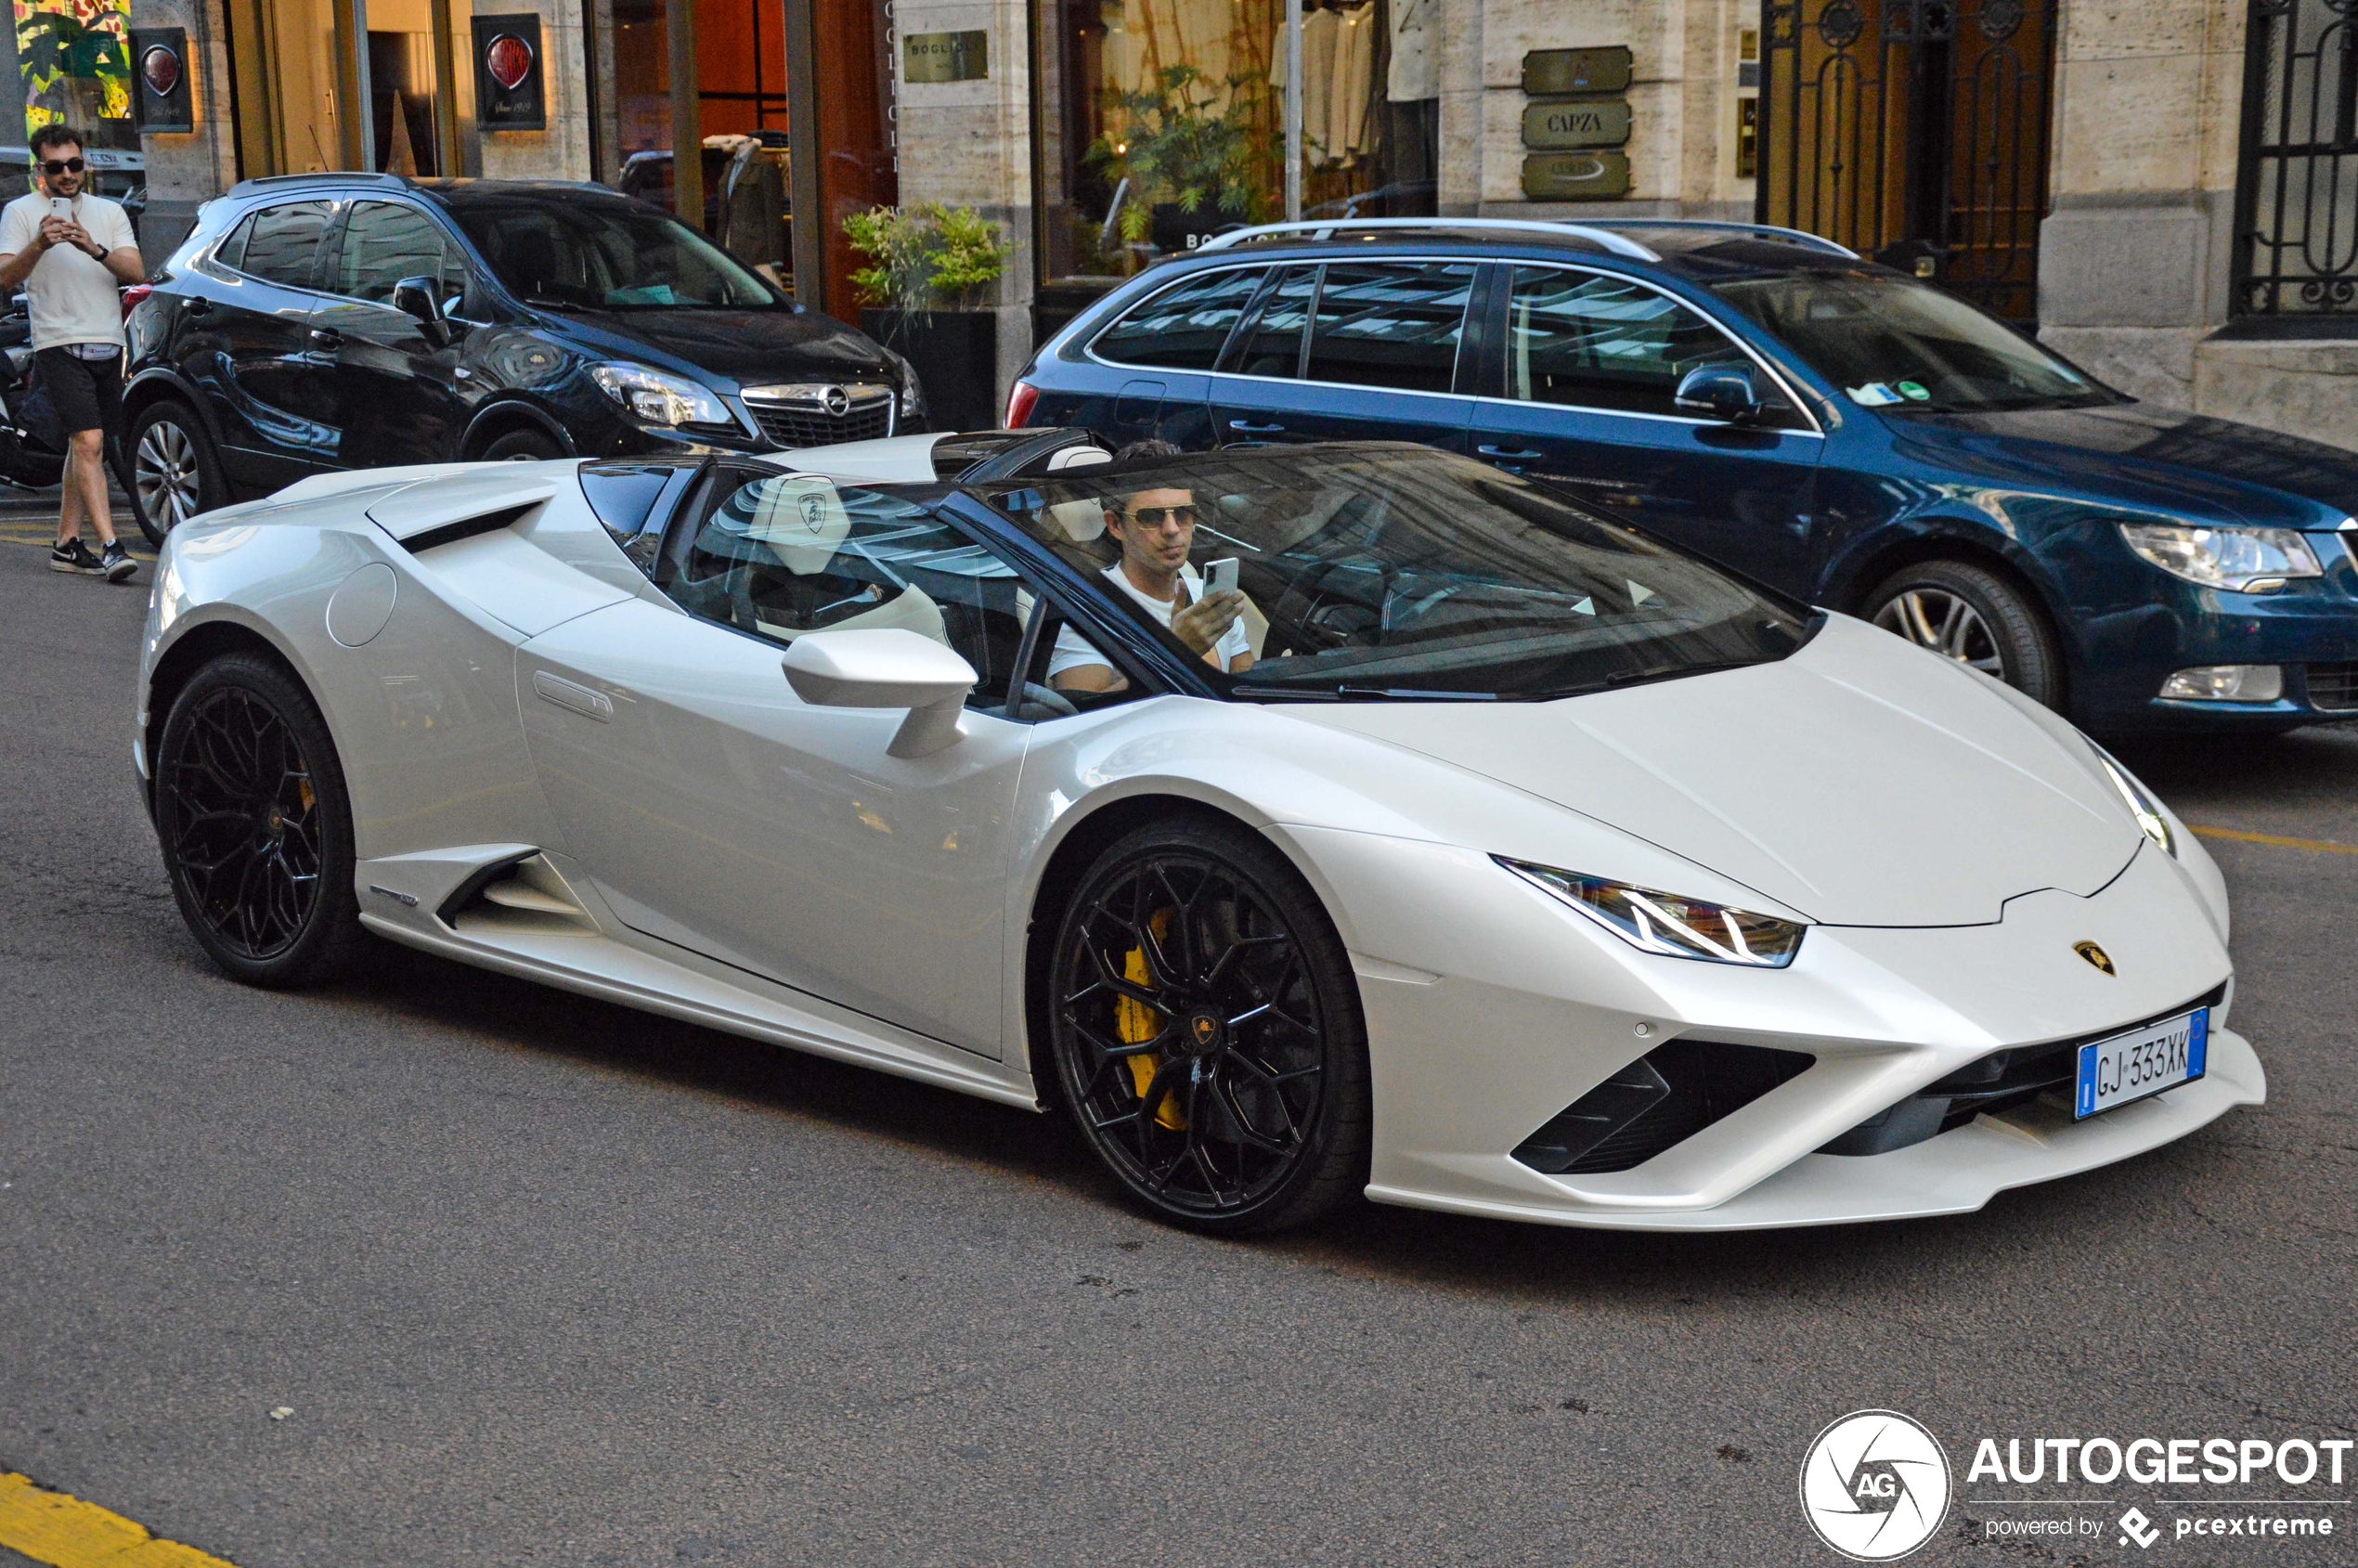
[308,327,343,349]
[1228,419,1286,434]
[181,297,212,317]
[532,670,614,722]
[1477,444,1545,460]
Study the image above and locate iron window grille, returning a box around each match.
[2234,0,2358,317]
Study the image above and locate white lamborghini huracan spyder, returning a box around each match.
[136,428,2261,1233]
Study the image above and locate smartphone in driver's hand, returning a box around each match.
[1203,557,1239,598]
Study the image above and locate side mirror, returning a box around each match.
[1674,364,1763,425]
[5,292,25,320]
[782,628,978,758]
[391,275,452,346]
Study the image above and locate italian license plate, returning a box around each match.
[2074,1008,2208,1120]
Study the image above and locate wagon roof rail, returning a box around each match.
[1189,216,1860,262]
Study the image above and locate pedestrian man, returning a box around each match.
[0,124,146,581]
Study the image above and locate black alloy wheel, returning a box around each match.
[154,654,364,987]
[1863,559,2066,709]
[128,400,226,546]
[1047,818,1370,1234]
[481,427,565,462]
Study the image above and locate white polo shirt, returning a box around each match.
[0,190,136,351]
[1049,563,1252,679]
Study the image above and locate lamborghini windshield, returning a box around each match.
[976,444,1812,701]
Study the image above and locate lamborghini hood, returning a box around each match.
[1289,616,2144,927]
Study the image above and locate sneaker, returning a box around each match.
[48,538,102,575]
[99,540,136,583]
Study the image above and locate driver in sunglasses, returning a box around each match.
[1049,439,1253,693]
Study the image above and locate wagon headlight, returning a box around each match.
[2118,522,2321,591]
[2090,745,2177,858]
[882,345,926,421]
[1496,857,1807,968]
[589,362,732,428]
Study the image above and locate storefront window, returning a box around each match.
[223,0,476,177]
[1036,0,1437,284]
[14,0,138,150]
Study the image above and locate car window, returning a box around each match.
[581,460,699,577]
[448,196,779,310]
[1225,266,1318,378]
[1506,266,1803,426]
[659,473,1031,714]
[978,442,1812,701]
[1094,266,1268,370]
[214,213,251,272]
[333,201,465,307]
[235,201,334,291]
[1302,262,1475,395]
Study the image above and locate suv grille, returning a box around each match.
[1512,1040,1815,1176]
[742,383,895,449]
[2306,662,2358,711]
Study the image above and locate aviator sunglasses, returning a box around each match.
[1124,503,1198,527]
[40,157,86,175]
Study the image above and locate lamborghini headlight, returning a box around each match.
[2118,522,2321,591]
[1496,857,1807,968]
[2090,745,2177,858]
[589,362,732,428]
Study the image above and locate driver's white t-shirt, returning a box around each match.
[1048,564,1251,679]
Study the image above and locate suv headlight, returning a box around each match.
[589,362,732,428]
[2088,745,2177,858]
[1496,856,1807,967]
[2118,522,2322,591]
[882,346,926,421]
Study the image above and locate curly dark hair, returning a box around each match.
[28,123,85,161]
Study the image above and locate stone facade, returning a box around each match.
[129,0,243,263]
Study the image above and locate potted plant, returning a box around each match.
[1085,64,1268,258]
[843,202,1007,432]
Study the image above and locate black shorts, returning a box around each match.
[35,346,123,439]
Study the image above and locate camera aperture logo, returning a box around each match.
[1801,1410,1953,1561]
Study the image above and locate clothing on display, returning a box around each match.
[1270,1,1375,169]
[1387,0,1435,102]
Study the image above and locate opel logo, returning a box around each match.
[2073,940,2117,976]
[821,385,851,417]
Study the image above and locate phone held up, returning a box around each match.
[1203,557,1239,598]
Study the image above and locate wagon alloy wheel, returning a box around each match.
[155,655,365,988]
[1862,559,2066,708]
[1874,588,2002,675]
[135,419,200,535]
[1048,822,1369,1233]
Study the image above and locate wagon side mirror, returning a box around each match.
[1675,364,1763,425]
[782,628,978,758]
[391,275,452,347]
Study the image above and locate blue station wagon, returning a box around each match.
[1007,219,2358,735]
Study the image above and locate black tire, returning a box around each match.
[1862,559,2066,709]
[154,653,366,988]
[480,426,565,462]
[1044,817,1371,1235]
[128,399,227,546]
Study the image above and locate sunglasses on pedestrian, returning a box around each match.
[1125,503,1198,527]
[41,158,85,175]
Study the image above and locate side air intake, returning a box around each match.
[1513,1040,1815,1175]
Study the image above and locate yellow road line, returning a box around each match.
[0,1471,241,1567]
[2189,823,2358,856]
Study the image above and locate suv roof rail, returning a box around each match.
[1574,218,1859,258]
[1191,218,1663,261]
[1190,215,1863,263]
[228,172,412,192]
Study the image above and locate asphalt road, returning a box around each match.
[1,519,2353,1567]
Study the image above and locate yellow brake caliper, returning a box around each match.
[1117,912,1187,1132]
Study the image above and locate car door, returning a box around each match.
[517,468,1040,1057]
[1209,261,1477,454]
[189,200,342,489]
[1074,263,1272,450]
[1469,265,1822,594]
[312,199,479,469]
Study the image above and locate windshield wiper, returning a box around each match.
[1600,658,1760,690]
[1228,683,1499,702]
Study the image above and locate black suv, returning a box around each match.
[121,174,923,541]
